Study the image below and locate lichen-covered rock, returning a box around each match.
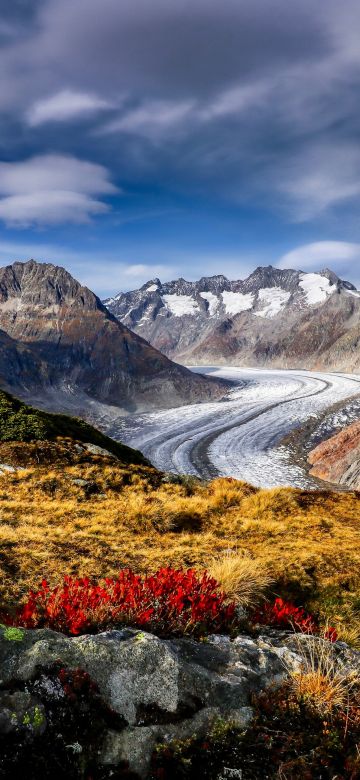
[0,625,359,778]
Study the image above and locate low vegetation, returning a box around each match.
[0,389,147,465]
[0,391,359,777]
[11,568,236,637]
[0,448,359,641]
[150,677,360,778]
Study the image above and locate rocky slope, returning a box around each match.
[1,625,359,778]
[104,266,360,371]
[308,419,360,488]
[0,260,225,417]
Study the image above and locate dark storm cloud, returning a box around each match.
[2,0,360,225]
[35,0,328,96]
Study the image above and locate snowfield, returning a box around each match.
[299,273,335,304]
[162,294,200,316]
[221,291,254,315]
[111,367,360,488]
[254,287,291,318]
[199,291,219,315]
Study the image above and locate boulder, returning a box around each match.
[0,625,359,778]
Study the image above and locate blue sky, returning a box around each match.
[1,0,360,296]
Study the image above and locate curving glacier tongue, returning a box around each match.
[111,366,360,488]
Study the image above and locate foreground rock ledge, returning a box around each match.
[1,626,359,778]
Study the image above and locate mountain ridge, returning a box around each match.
[104,265,360,371]
[0,260,226,419]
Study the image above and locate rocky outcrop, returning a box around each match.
[0,260,226,418]
[308,420,360,488]
[104,266,360,371]
[1,625,359,778]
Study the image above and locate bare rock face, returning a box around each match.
[308,420,360,488]
[104,266,360,371]
[1,626,358,778]
[0,260,225,416]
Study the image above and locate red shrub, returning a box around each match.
[253,597,337,641]
[14,567,236,637]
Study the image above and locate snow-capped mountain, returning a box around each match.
[104,266,360,371]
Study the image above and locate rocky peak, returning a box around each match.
[319,267,357,292]
[140,277,161,291]
[0,259,226,414]
[0,259,99,311]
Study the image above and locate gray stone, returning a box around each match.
[0,463,17,475]
[1,625,359,778]
[83,442,117,458]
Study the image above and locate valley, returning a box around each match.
[111,367,360,488]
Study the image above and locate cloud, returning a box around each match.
[103,99,195,140]
[3,0,360,246]
[0,154,117,226]
[273,144,360,220]
[278,241,360,287]
[27,89,111,126]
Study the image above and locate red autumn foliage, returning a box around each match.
[253,597,337,642]
[14,567,236,637]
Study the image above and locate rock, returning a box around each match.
[308,419,360,488]
[101,707,249,778]
[71,477,100,496]
[83,442,117,459]
[0,463,17,475]
[1,625,359,778]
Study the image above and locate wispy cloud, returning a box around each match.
[278,241,360,287]
[273,144,360,220]
[0,154,118,226]
[27,88,111,126]
[102,99,195,140]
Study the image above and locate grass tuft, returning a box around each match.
[290,633,360,716]
[208,551,273,607]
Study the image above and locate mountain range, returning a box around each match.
[0,260,225,418]
[104,266,360,371]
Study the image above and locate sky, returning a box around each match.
[1,0,360,296]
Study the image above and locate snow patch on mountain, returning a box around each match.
[146,283,159,292]
[221,291,254,315]
[254,287,291,318]
[163,294,199,316]
[199,291,219,315]
[299,273,335,304]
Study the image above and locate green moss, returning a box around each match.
[0,389,147,466]
[32,706,45,729]
[22,706,45,729]
[1,626,25,642]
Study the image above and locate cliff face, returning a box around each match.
[308,420,360,488]
[104,266,360,371]
[0,260,225,415]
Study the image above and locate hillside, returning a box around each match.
[0,442,359,646]
[0,260,225,418]
[104,266,360,371]
[0,388,148,466]
[1,400,360,777]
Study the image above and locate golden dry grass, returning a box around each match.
[0,455,359,636]
[208,551,273,607]
[289,634,360,715]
